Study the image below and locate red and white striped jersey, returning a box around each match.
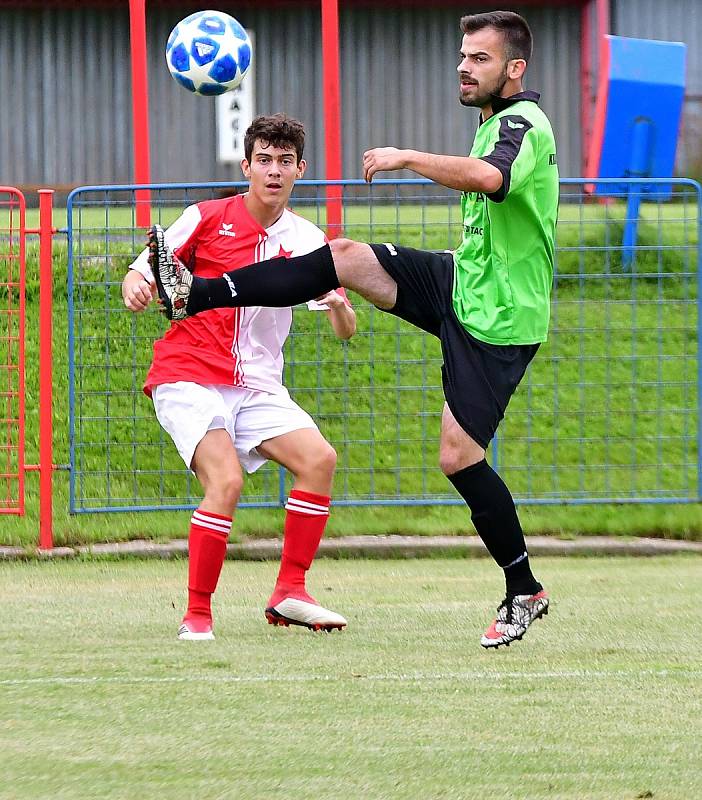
[130,194,340,396]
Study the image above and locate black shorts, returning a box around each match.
[369,243,539,449]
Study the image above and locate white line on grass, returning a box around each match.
[1,668,700,687]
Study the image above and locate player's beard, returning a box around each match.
[459,63,510,108]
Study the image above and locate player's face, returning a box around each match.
[242,140,306,206]
[457,28,512,108]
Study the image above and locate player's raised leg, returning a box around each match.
[329,239,398,309]
[257,428,347,632]
[149,225,397,319]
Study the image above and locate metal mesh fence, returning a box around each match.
[0,188,25,514]
[67,178,700,512]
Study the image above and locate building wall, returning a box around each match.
[0,4,581,189]
[612,0,702,175]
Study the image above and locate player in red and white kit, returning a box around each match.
[122,114,356,640]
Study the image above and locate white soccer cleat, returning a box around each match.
[480,589,549,649]
[177,619,215,641]
[148,224,193,322]
[265,597,347,632]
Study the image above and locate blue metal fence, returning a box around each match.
[66,178,701,512]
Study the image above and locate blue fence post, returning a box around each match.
[278,465,287,508]
[622,118,653,270]
[66,188,78,514]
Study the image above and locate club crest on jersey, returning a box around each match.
[219,222,236,238]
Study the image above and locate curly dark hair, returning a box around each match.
[243,113,305,164]
[460,11,533,63]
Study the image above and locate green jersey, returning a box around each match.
[452,91,559,345]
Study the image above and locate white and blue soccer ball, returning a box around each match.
[166,10,252,96]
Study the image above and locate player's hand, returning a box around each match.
[315,290,346,309]
[363,147,407,182]
[123,272,157,312]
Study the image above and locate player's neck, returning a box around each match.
[243,192,286,230]
[481,79,524,120]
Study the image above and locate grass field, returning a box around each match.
[1,555,700,799]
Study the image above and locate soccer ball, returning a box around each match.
[166,10,252,96]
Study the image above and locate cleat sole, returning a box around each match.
[177,622,215,641]
[265,608,345,632]
[148,227,174,319]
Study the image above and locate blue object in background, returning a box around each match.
[590,35,686,267]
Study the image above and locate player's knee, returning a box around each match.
[330,239,359,282]
[439,449,482,476]
[329,237,358,262]
[208,473,243,508]
[304,441,337,481]
[318,442,338,478]
[439,452,458,476]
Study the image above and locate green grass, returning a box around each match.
[1,195,700,546]
[4,471,702,547]
[1,556,701,799]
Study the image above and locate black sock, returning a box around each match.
[186,244,340,315]
[447,459,541,596]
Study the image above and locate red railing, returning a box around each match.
[0,187,56,549]
[0,187,26,516]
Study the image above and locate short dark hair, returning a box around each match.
[460,11,533,63]
[243,113,305,164]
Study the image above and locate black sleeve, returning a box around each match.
[479,115,534,203]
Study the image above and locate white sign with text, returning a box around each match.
[216,36,255,164]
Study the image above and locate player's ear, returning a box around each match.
[508,58,527,81]
[241,158,251,178]
[296,159,307,179]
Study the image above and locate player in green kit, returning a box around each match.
[149,11,558,649]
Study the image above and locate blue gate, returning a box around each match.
[67,178,701,512]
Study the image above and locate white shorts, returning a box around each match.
[152,382,318,474]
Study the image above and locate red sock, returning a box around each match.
[184,508,232,623]
[268,490,330,607]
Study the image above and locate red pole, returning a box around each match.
[321,0,343,238]
[580,0,592,175]
[15,190,26,517]
[38,189,54,550]
[584,0,611,182]
[129,0,152,228]
[597,0,610,45]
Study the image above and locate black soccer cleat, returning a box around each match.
[148,224,193,321]
[480,589,549,649]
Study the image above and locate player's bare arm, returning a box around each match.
[317,290,357,340]
[363,147,502,194]
[122,269,157,313]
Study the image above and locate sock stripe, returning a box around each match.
[285,497,329,515]
[192,510,232,526]
[191,510,232,534]
[194,509,232,522]
[191,518,231,534]
[284,506,328,516]
[503,550,528,570]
